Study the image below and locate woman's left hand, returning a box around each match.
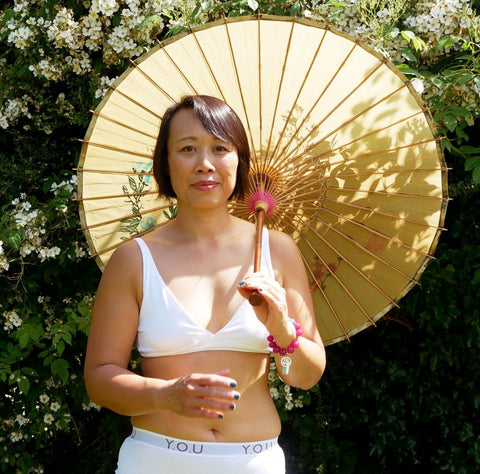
[237,272,296,345]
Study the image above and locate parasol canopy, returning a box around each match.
[77,15,448,346]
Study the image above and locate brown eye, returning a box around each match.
[181,146,195,152]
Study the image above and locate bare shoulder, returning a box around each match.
[93,239,143,325]
[100,239,142,288]
[268,229,301,262]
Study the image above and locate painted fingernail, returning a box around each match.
[259,288,264,292]
[230,382,237,387]
[218,414,224,419]
[229,405,235,410]
[234,393,240,400]
[239,281,245,286]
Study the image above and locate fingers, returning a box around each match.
[173,372,241,419]
[238,274,287,310]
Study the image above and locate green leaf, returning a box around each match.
[401,30,425,51]
[450,106,471,118]
[50,358,70,382]
[7,231,23,249]
[443,115,458,132]
[434,36,453,51]
[128,176,138,191]
[18,376,30,395]
[465,156,480,171]
[400,48,418,63]
[460,146,480,155]
[472,166,480,184]
[0,8,15,27]
[57,339,65,356]
[457,72,474,86]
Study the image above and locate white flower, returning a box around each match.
[15,414,28,426]
[270,387,280,399]
[285,401,294,411]
[0,256,9,273]
[82,400,102,411]
[10,431,23,442]
[74,243,87,259]
[39,394,50,404]
[411,77,425,95]
[94,75,117,98]
[294,397,304,408]
[44,414,54,425]
[50,402,61,412]
[38,247,61,262]
[3,310,22,330]
[268,370,277,383]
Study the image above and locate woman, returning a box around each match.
[84,95,326,473]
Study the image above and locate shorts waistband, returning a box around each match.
[130,428,279,456]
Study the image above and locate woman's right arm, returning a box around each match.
[83,241,239,418]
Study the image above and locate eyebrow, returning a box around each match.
[175,135,230,144]
[175,136,197,143]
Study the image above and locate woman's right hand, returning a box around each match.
[163,369,241,419]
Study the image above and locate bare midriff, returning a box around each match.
[132,350,281,442]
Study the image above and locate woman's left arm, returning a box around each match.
[238,231,326,389]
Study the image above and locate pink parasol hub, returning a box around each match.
[247,190,276,216]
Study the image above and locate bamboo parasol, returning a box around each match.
[77,15,448,346]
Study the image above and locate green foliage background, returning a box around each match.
[1,1,479,473]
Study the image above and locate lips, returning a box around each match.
[191,180,219,190]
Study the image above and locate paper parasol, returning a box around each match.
[77,15,448,345]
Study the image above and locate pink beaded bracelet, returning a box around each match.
[267,319,303,374]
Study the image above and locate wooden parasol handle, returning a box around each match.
[249,201,269,306]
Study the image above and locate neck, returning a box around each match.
[172,204,237,241]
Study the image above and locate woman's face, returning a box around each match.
[167,108,239,209]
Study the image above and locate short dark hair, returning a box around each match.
[152,95,250,200]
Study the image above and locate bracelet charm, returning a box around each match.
[267,319,303,375]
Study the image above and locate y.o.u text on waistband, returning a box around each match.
[163,438,277,456]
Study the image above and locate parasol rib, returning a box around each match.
[321,195,446,230]
[301,107,431,161]
[189,27,227,102]
[265,133,443,183]
[109,86,163,120]
[263,17,299,165]
[128,58,176,103]
[323,185,446,200]
[80,203,173,231]
[155,39,200,96]
[89,111,158,140]
[271,44,388,166]
[74,190,157,202]
[309,205,435,260]
[288,214,410,302]
[282,219,379,324]
[281,80,407,165]
[257,17,263,164]
[299,250,351,341]
[269,28,360,162]
[74,168,152,175]
[79,140,152,159]
[222,17,257,159]
[324,167,447,179]
[322,137,444,168]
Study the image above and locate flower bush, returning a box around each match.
[1,1,479,472]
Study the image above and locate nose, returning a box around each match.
[195,149,215,173]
